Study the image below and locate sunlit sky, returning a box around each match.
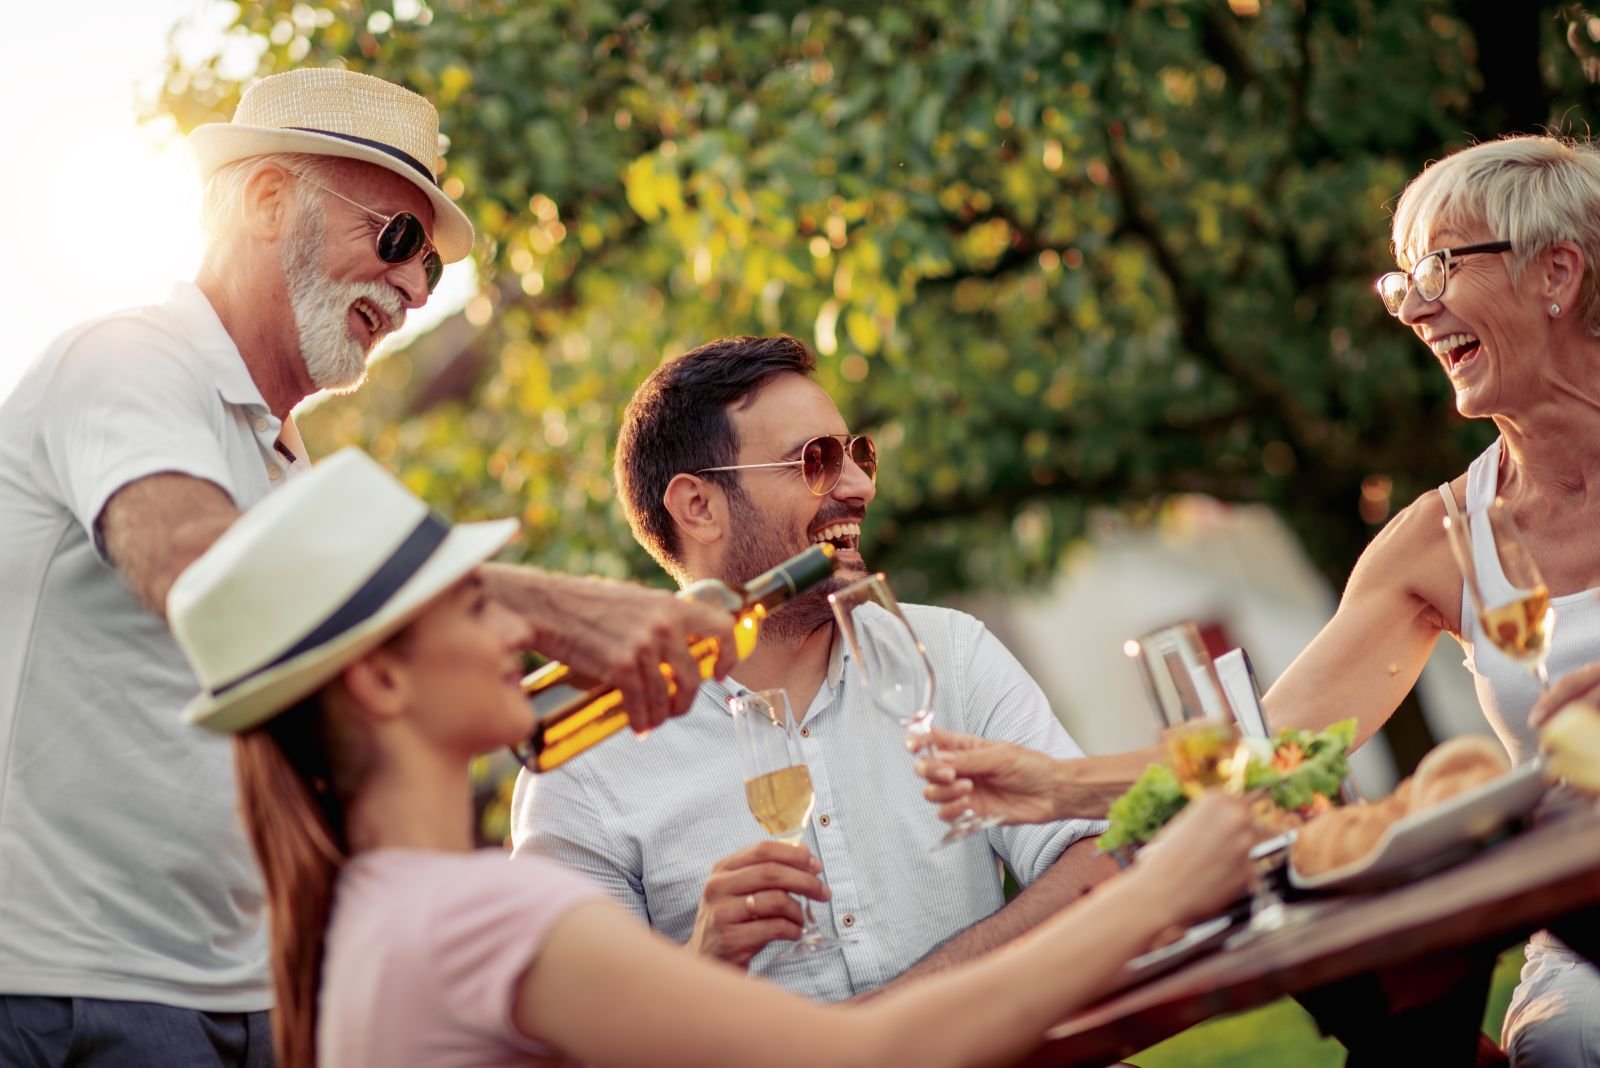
[0,0,471,404]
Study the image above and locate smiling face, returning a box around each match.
[1395,224,1543,419]
[716,373,876,640]
[387,573,534,756]
[281,163,438,391]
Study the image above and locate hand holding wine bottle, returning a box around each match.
[512,544,838,773]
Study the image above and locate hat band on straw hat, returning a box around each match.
[287,127,439,186]
[211,512,449,697]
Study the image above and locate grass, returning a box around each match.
[1126,944,1526,1067]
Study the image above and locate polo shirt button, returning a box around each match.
[841,913,855,928]
[800,726,810,738]
[267,466,282,481]
[254,416,269,432]
[818,814,831,828]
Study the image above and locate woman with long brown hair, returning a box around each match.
[169,447,1255,1068]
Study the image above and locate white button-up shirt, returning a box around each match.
[511,603,1105,1002]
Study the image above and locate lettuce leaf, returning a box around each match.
[1098,718,1357,852]
[1098,763,1186,851]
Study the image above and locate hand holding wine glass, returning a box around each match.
[912,728,1074,826]
[1443,495,1556,690]
[729,689,846,961]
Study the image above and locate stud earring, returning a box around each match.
[1551,303,1562,317]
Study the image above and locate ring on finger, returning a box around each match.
[745,893,758,920]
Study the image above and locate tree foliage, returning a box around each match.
[155,1,1600,608]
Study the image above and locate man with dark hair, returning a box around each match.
[512,334,1115,1002]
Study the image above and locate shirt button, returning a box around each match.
[841,914,856,928]
[267,465,282,481]
[254,416,270,432]
[800,726,811,738]
[818,814,831,828]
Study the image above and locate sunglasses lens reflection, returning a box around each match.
[850,436,877,482]
[377,214,443,293]
[802,438,840,494]
[377,214,426,262]
[800,436,877,494]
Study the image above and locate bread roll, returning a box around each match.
[1289,802,1394,876]
[1411,735,1508,811]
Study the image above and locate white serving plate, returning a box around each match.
[1288,759,1548,894]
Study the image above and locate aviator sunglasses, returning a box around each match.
[290,171,444,293]
[697,433,878,496]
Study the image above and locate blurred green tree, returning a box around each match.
[156,1,1600,765]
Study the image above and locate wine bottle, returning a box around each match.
[514,543,837,772]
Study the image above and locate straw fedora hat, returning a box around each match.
[171,448,518,733]
[188,68,474,262]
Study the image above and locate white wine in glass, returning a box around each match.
[729,689,846,960]
[745,764,816,842]
[1163,718,1248,799]
[1443,496,1556,690]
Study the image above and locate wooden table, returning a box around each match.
[1022,795,1600,1067]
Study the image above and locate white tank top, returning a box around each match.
[1449,438,1600,765]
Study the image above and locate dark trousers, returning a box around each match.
[0,996,273,1068]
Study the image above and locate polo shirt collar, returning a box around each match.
[168,282,272,413]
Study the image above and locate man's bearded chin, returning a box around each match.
[718,498,838,645]
[281,209,403,393]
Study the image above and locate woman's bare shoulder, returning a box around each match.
[1350,478,1465,633]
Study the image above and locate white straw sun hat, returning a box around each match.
[170,448,518,733]
[188,67,474,262]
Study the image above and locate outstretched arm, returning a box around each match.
[916,730,1151,823]
[520,793,1254,1068]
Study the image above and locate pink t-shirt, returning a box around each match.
[319,849,603,1067]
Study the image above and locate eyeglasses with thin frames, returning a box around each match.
[696,433,877,496]
[1375,241,1512,317]
[289,170,444,294]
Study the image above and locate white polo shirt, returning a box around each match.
[0,282,304,1010]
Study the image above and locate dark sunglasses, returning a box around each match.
[291,171,444,293]
[697,433,877,496]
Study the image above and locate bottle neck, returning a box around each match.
[738,545,836,613]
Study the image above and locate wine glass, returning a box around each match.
[729,689,846,961]
[1443,496,1555,690]
[828,572,1001,848]
[1124,621,1231,732]
[1160,716,1297,938]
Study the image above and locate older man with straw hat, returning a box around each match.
[0,68,734,1066]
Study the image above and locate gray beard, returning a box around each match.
[281,207,403,393]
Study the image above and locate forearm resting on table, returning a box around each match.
[871,839,1121,996]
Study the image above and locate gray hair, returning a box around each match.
[200,153,345,241]
[1391,135,1600,339]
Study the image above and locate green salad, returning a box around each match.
[1098,718,1357,852]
